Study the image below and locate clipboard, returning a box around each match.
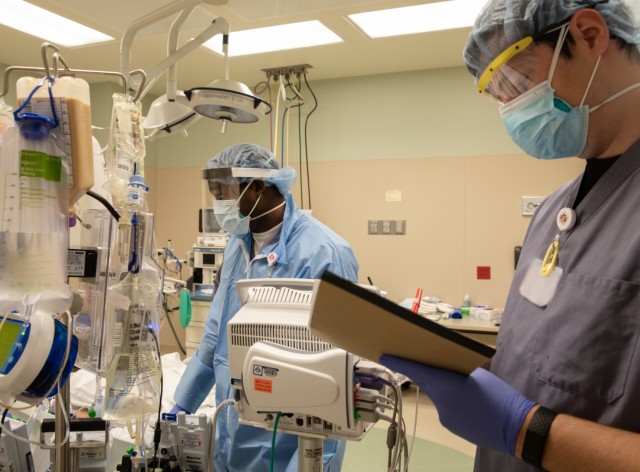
[309,271,496,375]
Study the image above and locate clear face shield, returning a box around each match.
[200,167,277,235]
[477,36,545,104]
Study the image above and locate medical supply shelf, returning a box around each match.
[186,300,211,357]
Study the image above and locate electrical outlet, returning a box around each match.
[521,196,545,216]
[369,220,406,235]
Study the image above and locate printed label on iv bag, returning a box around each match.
[519,258,563,307]
[22,96,74,185]
[0,141,71,313]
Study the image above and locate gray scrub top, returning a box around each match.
[475,139,640,471]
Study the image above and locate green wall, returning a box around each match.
[1,63,521,168]
[150,66,521,168]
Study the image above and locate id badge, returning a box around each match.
[519,258,563,307]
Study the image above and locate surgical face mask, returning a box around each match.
[213,181,257,235]
[499,24,595,159]
[499,80,590,159]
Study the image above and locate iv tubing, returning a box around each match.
[211,399,234,472]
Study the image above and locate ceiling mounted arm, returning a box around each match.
[120,0,204,78]
[120,0,229,101]
[166,7,194,101]
[138,18,229,100]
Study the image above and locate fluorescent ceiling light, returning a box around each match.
[203,20,342,57]
[0,0,114,47]
[348,0,489,38]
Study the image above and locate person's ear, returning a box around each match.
[252,179,267,195]
[570,8,610,55]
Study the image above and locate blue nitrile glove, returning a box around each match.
[379,355,536,455]
[169,403,190,415]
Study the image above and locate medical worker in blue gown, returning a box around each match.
[172,143,359,471]
[380,0,640,471]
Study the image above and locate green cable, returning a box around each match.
[270,412,282,472]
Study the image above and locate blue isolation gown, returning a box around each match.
[174,192,359,471]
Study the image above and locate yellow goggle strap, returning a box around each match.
[477,36,534,95]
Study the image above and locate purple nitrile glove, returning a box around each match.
[379,355,536,455]
[169,403,190,415]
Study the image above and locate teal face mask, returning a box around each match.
[213,180,256,235]
[499,80,589,159]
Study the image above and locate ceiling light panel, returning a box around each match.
[348,0,489,38]
[203,20,343,57]
[0,0,113,47]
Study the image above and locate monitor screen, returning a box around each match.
[199,208,221,233]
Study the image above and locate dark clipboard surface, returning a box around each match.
[309,271,496,375]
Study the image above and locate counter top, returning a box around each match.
[438,317,500,333]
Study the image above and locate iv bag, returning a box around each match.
[103,212,162,422]
[16,75,94,217]
[102,273,161,421]
[0,125,72,319]
[103,94,145,209]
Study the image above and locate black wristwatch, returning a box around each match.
[521,406,558,469]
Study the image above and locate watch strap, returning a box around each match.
[521,406,558,468]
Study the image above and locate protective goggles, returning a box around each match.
[476,36,547,103]
[202,167,276,200]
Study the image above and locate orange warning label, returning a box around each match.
[254,378,272,393]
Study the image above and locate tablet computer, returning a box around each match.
[309,271,496,375]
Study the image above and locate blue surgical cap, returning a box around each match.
[464,0,640,82]
[207,143,297,195]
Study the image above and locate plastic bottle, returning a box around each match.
[126,175,148,211]
[16,75,94,218]
[461,294,471,317]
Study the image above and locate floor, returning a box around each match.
[393,384,476,456]
[342,384,476,471]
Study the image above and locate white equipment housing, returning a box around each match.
[227,278,371,441]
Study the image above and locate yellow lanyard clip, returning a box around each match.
[540,235,560,277]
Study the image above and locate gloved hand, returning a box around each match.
[379,355,535,455]
[169,403,190,415]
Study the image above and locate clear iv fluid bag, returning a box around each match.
[103,212,162,421]
[104,94,145,209]
[0,126,72,317]
[16,76,94,216]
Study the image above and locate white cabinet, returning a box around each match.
[186,300,211,357]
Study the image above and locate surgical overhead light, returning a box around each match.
[141,7,202,138]
[184,30,271,131]
[143,91,199,136]
[121,0,269,138]
[185,80,270,123]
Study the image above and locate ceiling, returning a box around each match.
[0,0,475,98]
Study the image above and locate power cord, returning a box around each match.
[86,190,120,221]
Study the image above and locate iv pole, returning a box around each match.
[0,42,144,472]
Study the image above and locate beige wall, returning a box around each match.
[151,154,581,309]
